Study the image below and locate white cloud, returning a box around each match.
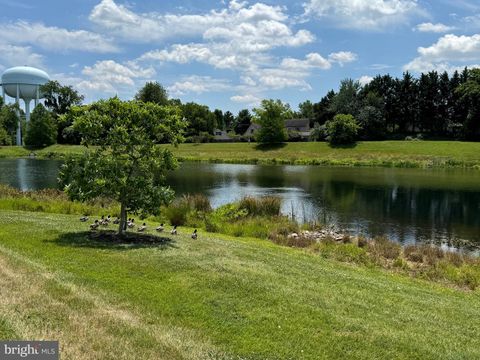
[303,0,423,30]
[0,21,118,53]
[404,34,480,72]
[77,60,155,95]
[414,22,455,33]
[230,94,261,105]
[328,51,358,66]
[167,75,231,96]
[0,42,44,69]
[358,75,374,86]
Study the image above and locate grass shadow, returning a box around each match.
[254,143,287,151]
[49,230,177,251]
[328,142,359,149]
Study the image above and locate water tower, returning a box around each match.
[1,66,50,145]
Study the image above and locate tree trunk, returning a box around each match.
[118,202,127,235]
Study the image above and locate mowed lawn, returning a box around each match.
[0,210,479,359]
[4,141,480,167]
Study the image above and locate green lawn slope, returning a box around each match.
[0,210,479,359]
[3,141,480,168]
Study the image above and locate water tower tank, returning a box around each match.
[1,66,50,145]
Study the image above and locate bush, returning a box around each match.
[325,114,360,145]
[164,200,190,226]
[24,104,56,148]
[238,196,281,217]
[368,236,401,260]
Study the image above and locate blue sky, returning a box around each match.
[1,0,480,113]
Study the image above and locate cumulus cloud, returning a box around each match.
[167,75,232,96]
[77,60,155,95]
[0,21,118,53]
[328,51,358,66]
[404,33,480,72]
[303,0,423,30]
[0,42,44,69]
[414,22,455,33]
[230,94,261,104]
[358,75,374,86]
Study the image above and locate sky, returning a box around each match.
[1,0,480,113]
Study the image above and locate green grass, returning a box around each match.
[0,209,479,359]
[4,141,480,168]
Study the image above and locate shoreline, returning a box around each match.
[2,141,480,169]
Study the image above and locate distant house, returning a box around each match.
[243,119,311,140]
[213,129,232,142]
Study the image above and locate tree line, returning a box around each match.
[1,67,480,147]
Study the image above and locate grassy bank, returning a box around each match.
[0,209,479,359]
[3,141,480,168]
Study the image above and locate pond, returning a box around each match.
[1,158,480,248]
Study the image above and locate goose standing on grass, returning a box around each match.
[170,225,177,235]
[127,219,135,228]
[191,229,198,240]
[80,215,89,222]
[113,217,120,224]
[90,220,99,230]
[106,215,112,223]
[156,223,164,232]
[138,222,147,232]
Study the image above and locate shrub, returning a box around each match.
[325,114,360,145]
[24,104,56,148]
[368,236,401,260]
[164,200,190,226]
[357,236,368,248]
[238,196,281,217]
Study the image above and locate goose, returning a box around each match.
[156,223,165,232]
[90,220,99,230]
[106,215,112,223]
[191,229,198,240]
[80,215,89,222]
[127,219,135,228]
[138,222,147,232]
[170,225,177,235]
[113,217,120,224]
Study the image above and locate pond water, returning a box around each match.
[1,158,480,248]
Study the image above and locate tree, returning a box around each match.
[329,79,362,117]
[234,109,252,135]
[297,100,315,120]
[40,80,84,144]
[223,111,235,130]
[213,109,224,130]
[59,98,185,235]
[24,104,56,148]
[135,81,169,106]
[312,90,336,126]
[456,68,480,140]
[325,114,360,145]
[0,102,18,145]
[253,99,288,144]
[182,102,216,136]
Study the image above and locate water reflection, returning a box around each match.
[1,159,479,247]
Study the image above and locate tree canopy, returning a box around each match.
[253,99,289,144]
[135,81,169,106]
[59,98,185,234]
[24,104,56,148]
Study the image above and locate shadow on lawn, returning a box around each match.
[254,143,287,151]
[50,230,177,251]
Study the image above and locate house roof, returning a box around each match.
[285,118,310,128]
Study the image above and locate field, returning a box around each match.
[3,141,480,168]
[0,209,479,359]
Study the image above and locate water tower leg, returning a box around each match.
[16,84,21,146]
[1,86,5,103]
[35,85,39,107]
[25,99,31,123]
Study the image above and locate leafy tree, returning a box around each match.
[310,122,326,141]
[223,111,235,130]
[59,98,185,235]
[456,68,480,140]
[253,99,288,144]
[0,102,18,145]
[325,114,360,145]
[182,102,216,136]
[40,80,84,144]
[330,79,362,117]
[213,109,224,130]
[24,104,56,148]
[234,109,252,135]
[135,81,169,106]
[297,100,315,120]
[312,90,336,126]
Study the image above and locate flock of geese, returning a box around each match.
[80,215,198,239]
